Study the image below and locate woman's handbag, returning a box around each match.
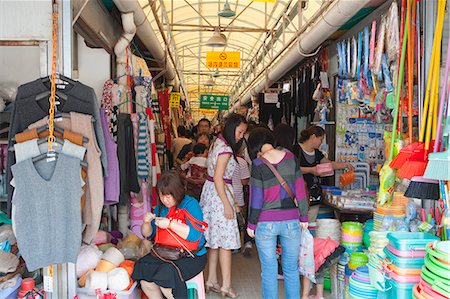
[225,184,246,231]
[151,207,208,260]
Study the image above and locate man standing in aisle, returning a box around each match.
[177,118,212,164]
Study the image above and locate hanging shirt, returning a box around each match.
[11,154,83,271]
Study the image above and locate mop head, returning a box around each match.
[404,176,440,200]
[423,150,450,180]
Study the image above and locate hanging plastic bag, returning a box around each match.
[299,228,316,283]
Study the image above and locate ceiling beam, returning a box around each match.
[170,23,271,33]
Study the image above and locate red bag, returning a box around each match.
[155,207,208,251]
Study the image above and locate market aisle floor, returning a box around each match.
[205,250,332,299]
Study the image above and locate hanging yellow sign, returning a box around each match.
[169,92,180,108]
[206,52,240,69]
[199,108,217,116]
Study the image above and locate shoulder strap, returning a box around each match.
[259,156,298,207]
[224,184,239,208]
[183,209,208,232]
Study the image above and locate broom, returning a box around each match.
[390,0,417,169]
[404,176,440,200]
[398,0,446,179]
[393,0,444,171]
[424,94,450,180]
[378,0,410,206]
[423,17,450,180]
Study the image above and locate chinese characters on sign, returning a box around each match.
[206,52,240,69]
[169,92,180,108]
[199,94,230,110]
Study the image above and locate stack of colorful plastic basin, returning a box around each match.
[348,252,368,270]
[384,232,439,298]
[413,241,450,299]
[348,266,378,299]
[342,222,363,253]
[368,231,389,256]
[363,219,374,248]
[373,193,408,230]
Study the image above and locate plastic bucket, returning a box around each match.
[342,221,364,231]
[388,270,420,284]
[340,170,355,187]
[419,279,448,299]
[387,279,415,299]
[424,255,450,278]
[350,252,368,265]
[386,263,421,276]
[367,261,390,292]
[426,242,450,263]
[343,234,363,243]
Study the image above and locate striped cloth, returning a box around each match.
[137,113,149,179]
[248,151,309,230]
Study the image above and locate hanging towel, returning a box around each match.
[137,113,149,179]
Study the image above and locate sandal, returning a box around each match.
[205,281,221,294]
[221,286,239,298]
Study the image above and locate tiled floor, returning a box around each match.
[205,248,332,299]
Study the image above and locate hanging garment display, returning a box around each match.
[28,112,104,244]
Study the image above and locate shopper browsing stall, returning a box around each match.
[296,126,353,219]
[132,171,207,299]
[247,127,309,299]
[200,113,247,298]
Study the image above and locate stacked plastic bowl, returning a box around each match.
[368,231,389,256]
[342,222,363,253]
[413,241,450,299]
[373,193,407,231]
[316,219,341,242]
[348,266,378,299]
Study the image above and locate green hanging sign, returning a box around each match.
[199,94,229,110]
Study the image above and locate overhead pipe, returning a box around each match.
[113,0,178,89]
[114,12,136,87]
[230,0,371,112]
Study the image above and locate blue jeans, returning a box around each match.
[255,220,301,299]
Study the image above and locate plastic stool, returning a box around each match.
[186,271,205,299]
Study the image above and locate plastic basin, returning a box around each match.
[384,247,425,269]
[387,232,439,251]
[342,221,364,231]
[386,244,427,258]
[387,279,415,299]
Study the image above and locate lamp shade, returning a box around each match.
[218,1,236,18]
[206,28,227,47]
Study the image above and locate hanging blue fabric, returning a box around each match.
[357,32,362,80]
[337,42,343,77]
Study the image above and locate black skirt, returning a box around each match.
[132,253,207,298]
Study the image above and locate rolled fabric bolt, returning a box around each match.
[85,271,108,290]
[107,268,130,291]
[95,260,116,273]
[102,247,125,267]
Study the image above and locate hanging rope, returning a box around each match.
[48,1,58,153]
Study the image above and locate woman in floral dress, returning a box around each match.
[200,113,247,298]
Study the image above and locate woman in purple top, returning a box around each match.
[247,127,309,299]
[200,113,247,298]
